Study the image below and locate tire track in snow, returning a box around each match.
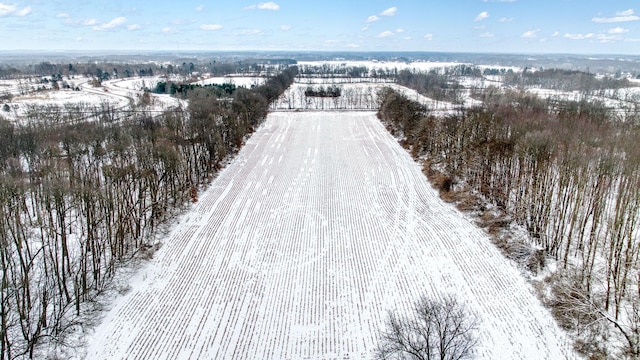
[85,111,576,360]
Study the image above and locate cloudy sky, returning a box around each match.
[1,0,639,54]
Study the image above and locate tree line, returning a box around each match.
[0,59,287,83]
[377,85,640,358]
[304,85,341,98]
[502,68,631,94]
[0,66,297,359]
[152,81,238,97]
[395,69,464,104]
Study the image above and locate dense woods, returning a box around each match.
[0,60,288,81]
[296,63,396,82]
[377,85,640,357]
[502,68,631,93]
[152,81,238,97]
[0,66,297,359]
[304,85,342,98]
[395,68,464,104]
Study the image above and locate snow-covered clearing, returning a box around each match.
[84,111,575,359]
[102,78,186,110]
[1,88,126,123]
[107,76,178,92]
[271,81,480,114]
[1,76,187,122]
[527,87,640,102]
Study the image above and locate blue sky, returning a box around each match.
[1,0,639,54]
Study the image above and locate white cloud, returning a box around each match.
[56,13,70,18]
[196,5,205,12]
[475,11,489,21]
[564,33,595,40]
[365,7,397,24]
[592,9,639,23]
[201,24,223,31]
[366,15,379,23]
[0,4,16,16]
[241,29,264,35]
[424,33,433,40]
[480,32,494,38]
[83,18,99,26]
[258,2,279,10]
[396,28,405,33]
[404,36,412,40]
[346,43,360,48]
[361,25,369,31]
[128,24,141,31]
[280,25,291,31]
[596,34,618,43]
[381,7,397,16]
[93,16,127,31]
[608,27,629,34]
[0,3,30,17]
[162,26,177,34]
[171,19,191,25]
[15,6,30,16]
[499,17,513,22]
[377,31,394,38]
[244,2,280,11]
[522,29,540,38]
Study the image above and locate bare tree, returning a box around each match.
[376,296,479,360]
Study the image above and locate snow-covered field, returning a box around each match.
[271,81,480,114]
[0,74,270,123]
[102,77,187,110]
[107,76,176,92]
[84,111,575,359]
[0,76,187,122]
[526,87,640,120]
[0,76,127,122]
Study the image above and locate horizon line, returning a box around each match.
[1,49,640,57]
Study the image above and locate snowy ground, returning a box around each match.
[0,76,187,122]
[0,76,127,121]
[83,111,576,360]
[102,77,187,110]
[271,81,480,114]
[526,87,640,120]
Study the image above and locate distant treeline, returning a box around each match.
[304,85,341,98]
[0,66,297,359]
[394,66,635,105]
[502,68,631,92]
[395,69,464,104]
[0,60,288,80]
[298,64,371,78]
[152,81,238,97]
